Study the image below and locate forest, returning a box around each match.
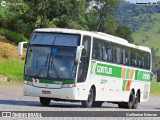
[0,0,160,71]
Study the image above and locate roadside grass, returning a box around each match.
[150,75,160,96]
[0,60,24,82]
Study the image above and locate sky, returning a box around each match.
[126,0,159,3]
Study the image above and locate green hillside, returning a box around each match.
[116,0,160,71]
[133,13,160,55]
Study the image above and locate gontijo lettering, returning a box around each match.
[97,66,112,75]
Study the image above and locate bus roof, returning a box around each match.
[34,28,151,53]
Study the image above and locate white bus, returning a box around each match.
[18,28,152,109]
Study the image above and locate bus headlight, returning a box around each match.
[24,80,33,86]
[61,84,76,88]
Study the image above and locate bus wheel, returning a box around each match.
[132,93,139,109]
[82,87,94,108]
[124,91,134,109]
[92,101,103,107]
[39,97,51,106]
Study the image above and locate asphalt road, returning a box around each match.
[0,86,160,119]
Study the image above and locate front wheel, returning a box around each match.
[39,97,51,106]
[82,87,95,108]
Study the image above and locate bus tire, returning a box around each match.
[132,92,139,109]
[82,87,95,108]
[40,97,51,106]
[92,101,103,107]
[124,91,134,109]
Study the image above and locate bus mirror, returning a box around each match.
[157,70,160,82]
[76,46,84,63]
[18,42,27,56]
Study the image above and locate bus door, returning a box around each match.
[77,36,91,83]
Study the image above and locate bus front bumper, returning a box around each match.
[23,84,86,101]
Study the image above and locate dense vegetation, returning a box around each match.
[0,0,133,41]
[0,0,160,72]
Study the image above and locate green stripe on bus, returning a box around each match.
[122,80,127,91]
[135,70,139,80]
[90,61,151,82]
[24,76,32,81]
[24,76,75,84]
[135,70,151,82]
[126,69,130,79]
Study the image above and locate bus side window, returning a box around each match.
[112,46,117,63]
[102,42,112,62]
[102,41,112,61]
[77,36,91,83]
[116,47,122,64]
[102,46,107,61]
[137,53,143,68]
[142,56,145,68]
[98,43,102,60]
[92,39,99,59]
[144,53,150,69]
[92,38,104,60]
[123,48,129,65]
[107,45,112,62]
[92,41,97,59]
[131,50,137,67]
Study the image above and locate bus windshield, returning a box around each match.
[25,46,77,80]
[30,32,80,47]
[25,32,80,80]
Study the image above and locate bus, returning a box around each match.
[18,28,152,109]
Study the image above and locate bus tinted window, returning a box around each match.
[77,36,91,83]
[122,48,130,65]
[131,50,137,67]
[102,42,112,62]
[144,53,150,69]
[92,37,150,70]
[31,32,80,47]
[92,38,103,59]
[116,47,122,64]
[93,38,113,61]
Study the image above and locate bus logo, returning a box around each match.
[97,66,112,75]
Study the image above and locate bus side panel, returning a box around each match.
[89,75,127,102]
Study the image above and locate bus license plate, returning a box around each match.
[42,90,51,94]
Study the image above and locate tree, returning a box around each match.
[115,26,133,43]
[0,0,120,38]
[86,0,119,34]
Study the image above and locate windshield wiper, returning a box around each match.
[50,55,59,78]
